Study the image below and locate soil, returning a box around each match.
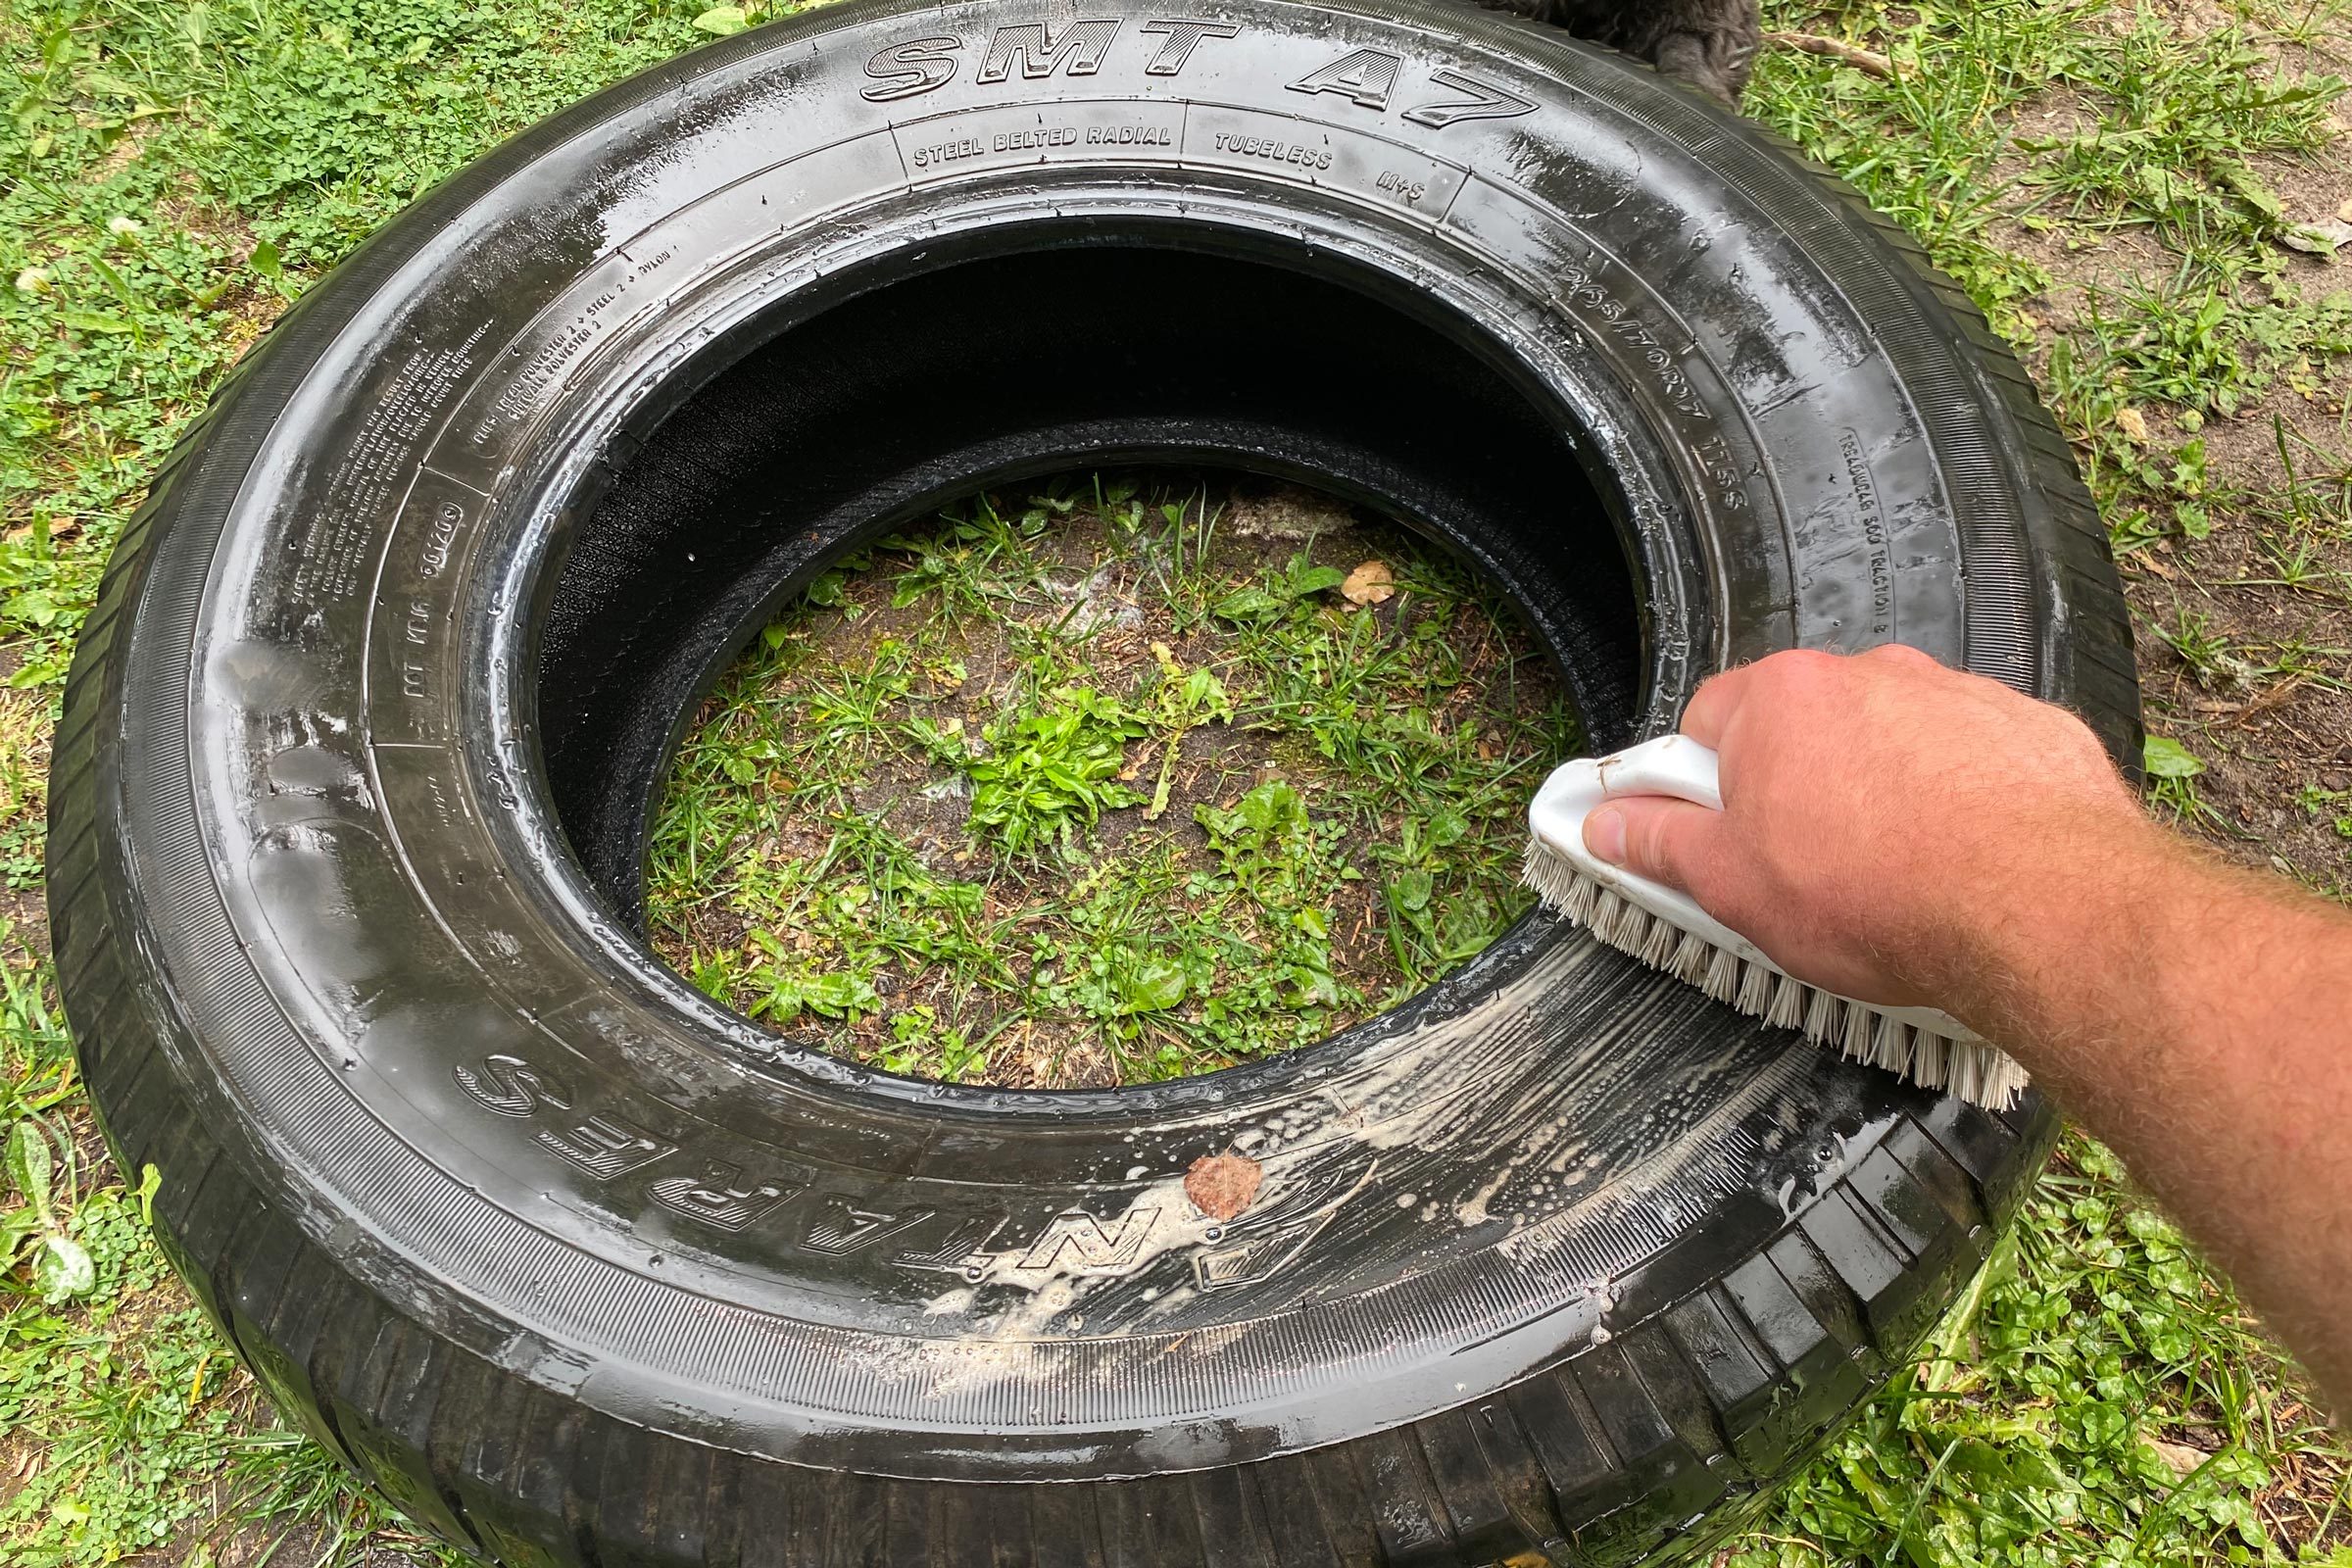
[1984,11,2352,895]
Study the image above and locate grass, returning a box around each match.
[643,480,1570,1086]
[0,0,2348,1562]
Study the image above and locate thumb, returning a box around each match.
[1583,796,1723,895]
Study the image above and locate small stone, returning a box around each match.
[2278,219,2352,256]
[1227,485,1351,541]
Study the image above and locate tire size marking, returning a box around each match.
[1551,254,1714,422]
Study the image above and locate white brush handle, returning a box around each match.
[1530,734,1980,1045]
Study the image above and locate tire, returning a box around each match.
[47,2,2137,1563]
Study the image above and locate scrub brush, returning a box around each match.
[1522,733,2028,1110]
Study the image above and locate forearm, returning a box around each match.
[1936,820,2352,1403]
[1584,647,2352,1414]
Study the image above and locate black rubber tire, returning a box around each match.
[48,1,2138,1563]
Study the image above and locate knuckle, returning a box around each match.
[1774,648,1842,685]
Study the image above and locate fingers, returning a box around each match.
[1676,665,1744,748]
[1584,795,1724,895]
[1861,642,1943,672]
[1681,645,1950,749]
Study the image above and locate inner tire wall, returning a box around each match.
[538,242,1641,921]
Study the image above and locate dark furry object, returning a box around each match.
[1483,0,1761,104]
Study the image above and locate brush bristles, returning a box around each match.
[1804,986,1842,1042]
[1524,841,2028,1109]
[1873,1015,1910,1072]
[1951,1046,1983,1104]
[1702,946,1741,1004]
[1672,930,1713,986]
[1841,1002,1874,1060]
[1910,1032,1945,1090]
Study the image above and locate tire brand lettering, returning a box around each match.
[861,35,962,102]
[448,1053,1321,1277]
[799,1198,938,1255]
[647,1159,799,1233]
[1286,47,1402,110]
[959,1207,1163,1281]
[892,1210,1012,1274]
[1211,130,1332,171]
[455,1053,570,1117]
[536,1112,674,1181]
[1401,67,1536,128]
[858,25,1526,140]
[973,20,1120,85]
[1138,18,1239,74]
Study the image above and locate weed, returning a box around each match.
[961,685,1149,857]
[646,477,1567,1086]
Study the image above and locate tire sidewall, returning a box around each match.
[82,0,2091,1485]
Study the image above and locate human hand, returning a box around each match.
[1580,647,2144,1010]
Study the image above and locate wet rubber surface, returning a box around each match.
[48,0,2136,1560]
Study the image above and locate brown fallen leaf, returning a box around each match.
[1184,1152,1263,1220]
[1342,559,1396,606]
